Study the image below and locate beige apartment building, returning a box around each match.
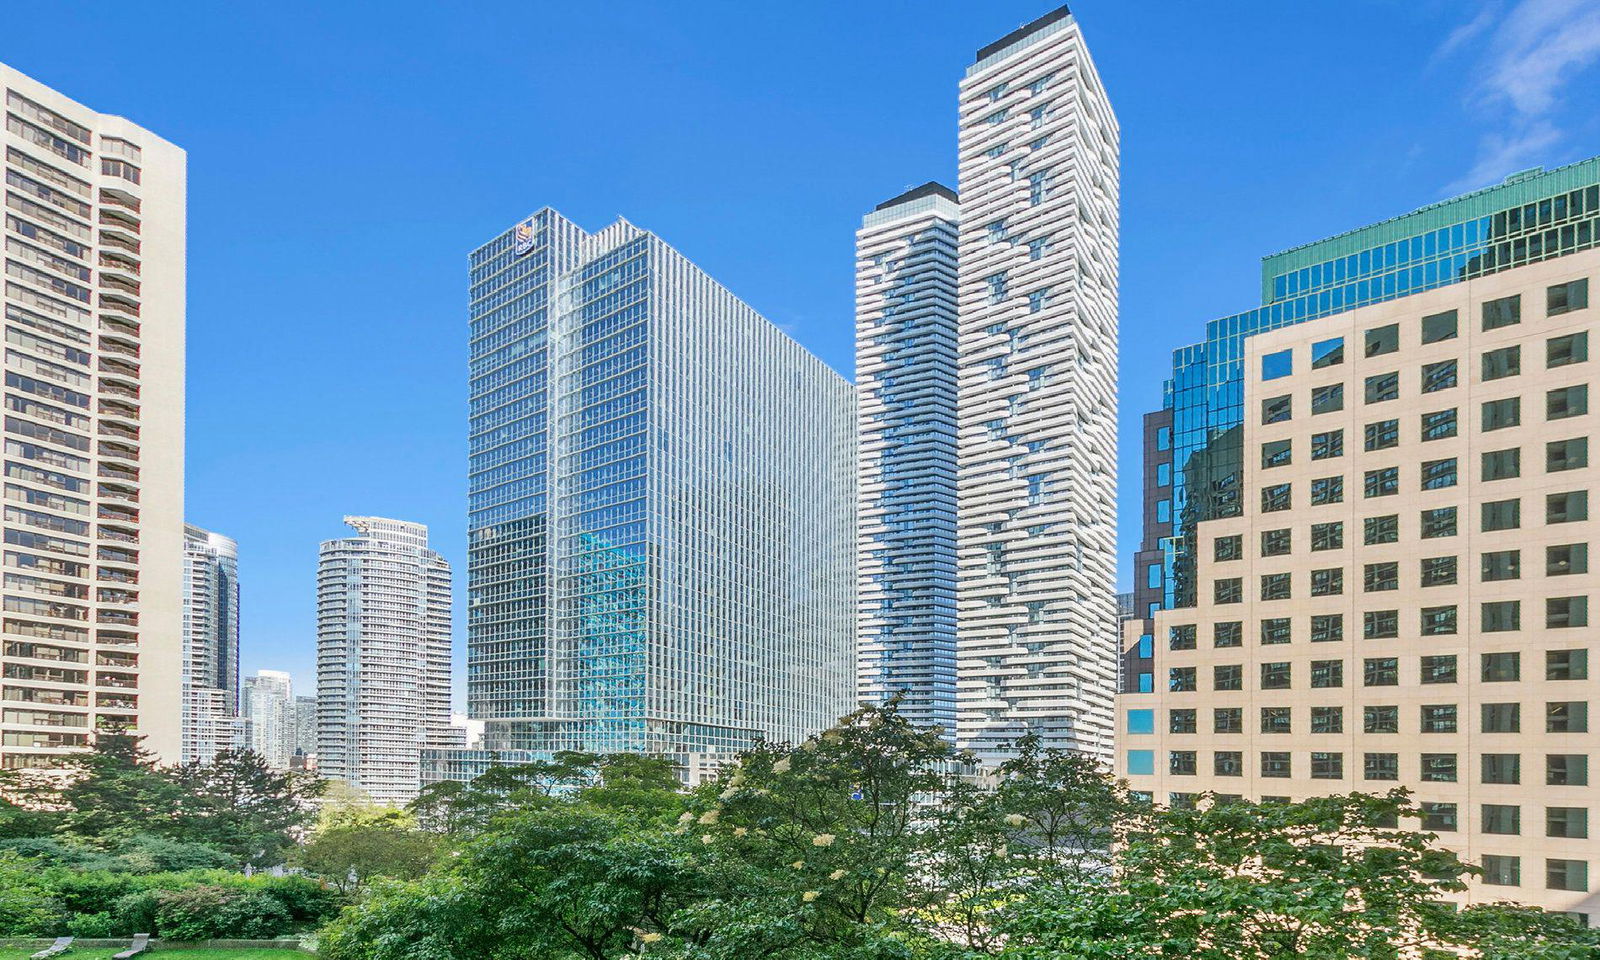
[0,63,186,768]
[1118,247,1599,921]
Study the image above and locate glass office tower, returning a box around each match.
[855,183,960,739]
[180,524,239,763]
[1122,156,1600,693]
[464,212,854,766]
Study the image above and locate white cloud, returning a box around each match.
[1438,0,1600,190]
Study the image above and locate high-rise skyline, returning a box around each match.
[0,63,186,770]
[316,516,453,803]
[242,669,292,770]
[954,6,1121,763]
[1119,245,1600,918]
[461,210,854,767]
[180,524,239,763]
[856,182,960,738]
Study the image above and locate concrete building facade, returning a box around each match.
[0,63,186,769]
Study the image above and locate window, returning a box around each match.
[1482,804,1521,836]
[1421,359,1458,393]
[1310,522,1343,551]
[1213,707,1243,734]
[1364,609,1398,639]
[1420,458,1457,490]
[1262,349,1292,380]
[1421,704,1458,733]
[1260,572,1290,601]
[1482,856,1521,887]
[1311,384,1344,414]
[1311,337,1344,368]
[1169,667,1196,692]
[1547,277,1588,316]
[1169,709,1197,734]
[1309,752,1343,780]
[1309,614,1342,643]
[1482,702,1520,733]
[1213,621,1242,648]
[1364,752,1398,781]
[1213,664,1243,691]
[1482,294,1521,330]
[1482,498,1521,531]
[1420,555,1457,587]
[1420,409,1457,441]
[1421,309,1457,343]
[1482,651,1521,681]
[1420,655,1457,684]
[1546,596,1587,628]
[1260,529,1291,556]
[1546,437,1587,472]
[1546,701,1587,733]
[1027,289,1050,313]
[1311,430,1343,460]
[1483,448,1521,481]
[1310,476,1344,505]
[1210,536,1243,564]
[1214,579,1242,604]
[1363,562,1398,592]
[1420,605,1457,636]
[1548,649,1588,680]
[1364,657,1398,687]
[1548,331,1588,368]
[1126,709,1154,735]
[1483,754,1521,785]
[1260,662,1291,690]
[1548,490,1588,523]
[1309,568,1343,597]
[1482,550,1520,581]
[985,272,1007,303]
[1482,396,1521,431]
[1310,659,1343,688]
[1364,705,1399,733]
[1364,515,1399,544]
[1547,543,1587,576]
[1364,467,1398,498]
[1261,439,1291,469]
[1260,707,1291,734]
[1213,751,1243,777]
[1483,345,1521,381]
[1169,751,1197,776]
[1365,419,1399,450]
[1420,506,1457,539]
[1547,385,1587,420]
[1260,618,1291,645]
[1421,754,1458,782]
[1420,802,1458,832]
[1262,394,1292,424]
[1547,755,1588,786]
[1169,624,1196,650]
[1483,601,1522,634]
[1365,372,1399,403]
[1365,324,1399,357]
[1260,752,1290,778]
[1548,807,1589,840]
[1261,483,1291,512]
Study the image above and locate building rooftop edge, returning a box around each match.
[972,6,1073,64]
[873,181,958,211]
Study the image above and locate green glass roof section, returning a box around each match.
[1259,155,1600,302]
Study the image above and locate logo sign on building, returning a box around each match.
[513,219,537,257]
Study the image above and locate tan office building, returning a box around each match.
[1119,247,1599,921]
[0,63,186,768]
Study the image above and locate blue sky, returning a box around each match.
[6,1,1599,701]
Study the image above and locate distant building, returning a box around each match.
[181,525,240,763]
[461,210,854,766]
[242,670,293,769]
[316,517,453,803]
[0,62,188,770]
[855,182,961,740]
[291,694,316,763]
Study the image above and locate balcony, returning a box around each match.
[99,338,140,360]
[96,628,137,645]
[98,209,139,233]
[100,316,140,338]
[97,442,139,463]
[98,188,140,214]
[98,230,139,256]
[96,484,139,505]
[96,546,138,564]
[97,505,138,523]
[99,274,140,297]
[98,421,139,442]
[94,674,137,689]
[94,651,137,665]
[97,526,138,545]
[98,294,139,318]
[97,463,139,482]
[99,357,140,378]
[98,381,139,401]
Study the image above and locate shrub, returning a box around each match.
[152,883,301,941]
[110,890,160,936]
[66,911,120,937]
[0,854,59,936]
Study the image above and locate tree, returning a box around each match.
[1444,903,1600,959]
[170,748,323,865]
[57,733,184,842]
[297,817,440,894]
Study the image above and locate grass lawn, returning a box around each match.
[1,951,307,960]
